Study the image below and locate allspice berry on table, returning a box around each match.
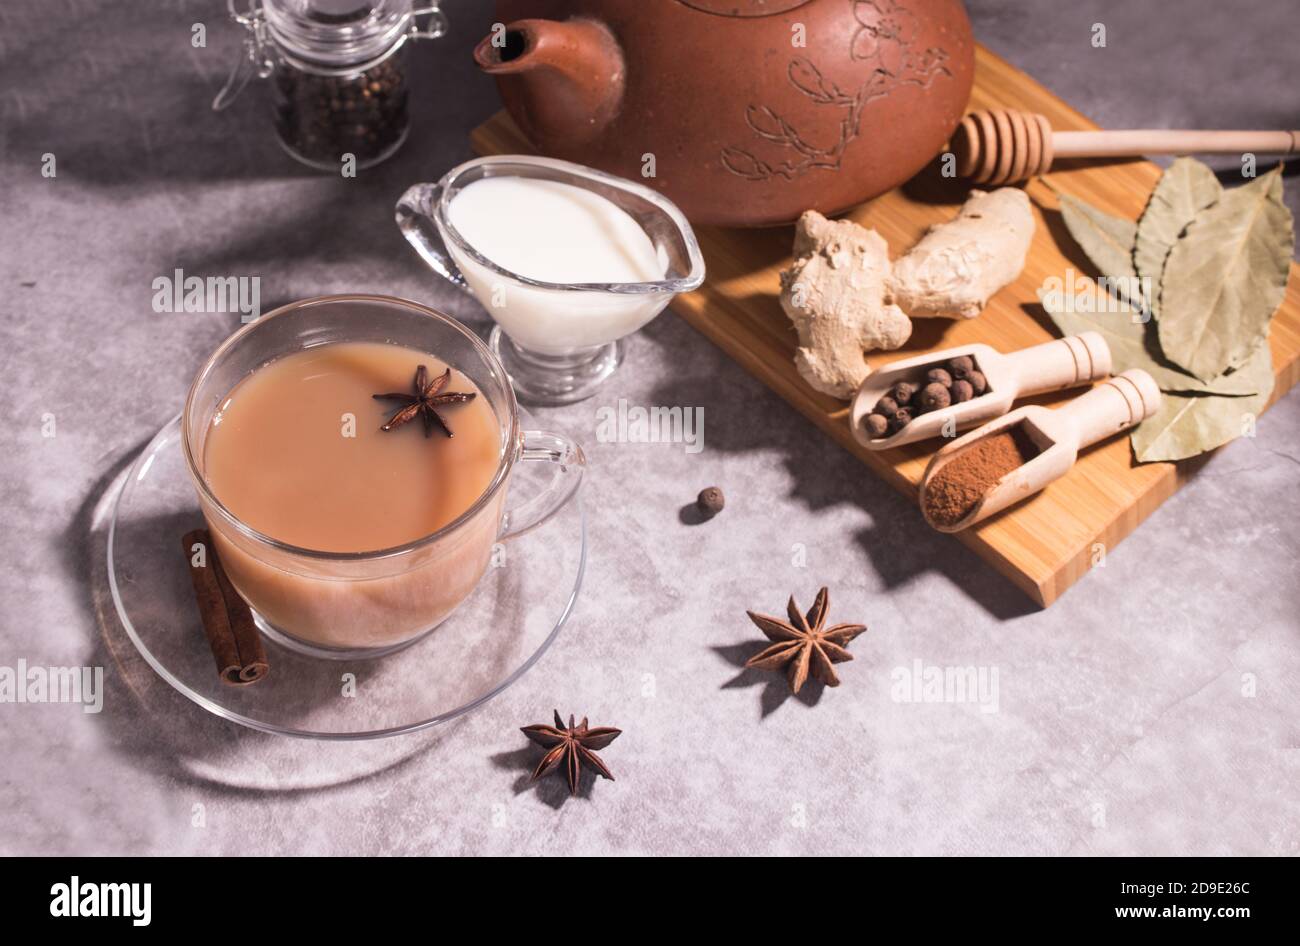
[864,412,890,439]
[919,382,951,412]
[696,486,725,518]
[950,379,975,403]
[967,370,988,395]
[926,367,953,388]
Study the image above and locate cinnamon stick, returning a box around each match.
[182,529,269,685]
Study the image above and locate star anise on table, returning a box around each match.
[521,710,622,796]
[744,587,867,693]
[372,364,476,438]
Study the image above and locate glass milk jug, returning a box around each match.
[397,156,706,405]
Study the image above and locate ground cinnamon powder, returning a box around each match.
[923,426,1039,527]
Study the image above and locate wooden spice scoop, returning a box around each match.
[851,332,1112,450]
[919,369,1162,532]
[954,108,1300,185]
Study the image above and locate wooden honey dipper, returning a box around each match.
[953,108,1300,185]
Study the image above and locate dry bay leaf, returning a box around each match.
[1039,295,1259,396]
[1130,337,1275,463]
[1057,193,1142,306]
[1157,166,1293,381]
[1134,157,1222,315]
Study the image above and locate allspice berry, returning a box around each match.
[926,367,953,388]
[864,412,890,439]
[950,379,974,403]
[696,486,725,518]
[967,370,988,395]
[874,395,899,416]
[919,382,951,412]
[887,406,914,433]
[947,355,974,380]
[889,381,918,405]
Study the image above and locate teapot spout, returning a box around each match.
[474,18,624,148]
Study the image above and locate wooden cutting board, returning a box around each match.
[471,44,1300,608]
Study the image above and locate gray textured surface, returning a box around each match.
[1,0,1297,856]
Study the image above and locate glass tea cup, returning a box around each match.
[396,155,706,405]
[181,294,585,659]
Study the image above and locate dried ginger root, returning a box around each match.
[888,188,1034,319]
[778,190,1034,399]
[779,210,911,398]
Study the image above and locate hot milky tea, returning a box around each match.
[203,341,501,553]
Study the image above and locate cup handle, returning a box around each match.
[395,182,474,296]
[499,430,587,540]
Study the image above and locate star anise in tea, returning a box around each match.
[744,587,867,693]
[373,364,476,438]
[521,710,622,796]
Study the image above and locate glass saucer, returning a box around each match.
[106,413,585,740]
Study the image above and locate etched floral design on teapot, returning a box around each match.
[721,0,954,184]
[475,0,975,226]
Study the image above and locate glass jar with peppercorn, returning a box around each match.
[213,0,447,170]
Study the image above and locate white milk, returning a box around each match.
[446,177,670,354]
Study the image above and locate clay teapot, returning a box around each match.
[474,0,975,227]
